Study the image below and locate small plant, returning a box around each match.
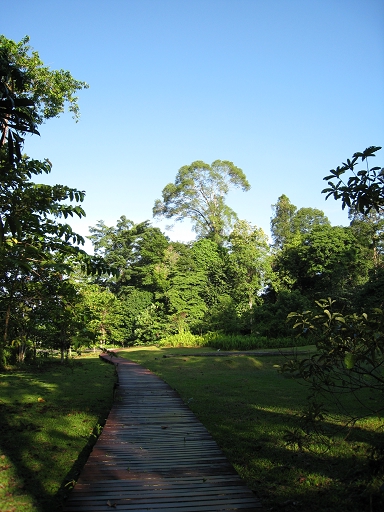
[286,298,384,421]
[64,479,76,490]
[283,428,310,452]
[91,423,103,438]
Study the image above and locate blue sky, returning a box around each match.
[2,0,384,251]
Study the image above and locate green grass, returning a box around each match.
[118,346,384,512]
[0,354,116,512]
[1,346,382,511]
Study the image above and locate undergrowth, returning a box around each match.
[157,331,310,350]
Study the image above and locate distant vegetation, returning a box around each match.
[1,36,382,362]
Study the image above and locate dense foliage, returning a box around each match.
[1,36,383,374]
[0,36,103,366]
[281,148,384,491]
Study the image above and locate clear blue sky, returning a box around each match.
[2,0,384,251]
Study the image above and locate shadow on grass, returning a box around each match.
[0,357,116,512]
[117,349,384,512]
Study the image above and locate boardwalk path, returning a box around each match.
[64,352,262,511]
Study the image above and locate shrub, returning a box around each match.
[203,332,309,351]
[157,332,206,348]
[253,290,312,338]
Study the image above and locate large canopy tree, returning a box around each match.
[153,160,250,244]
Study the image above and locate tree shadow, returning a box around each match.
[0,357,116,511]
[118,351,384,511]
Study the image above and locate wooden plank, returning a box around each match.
[63,353,262,511]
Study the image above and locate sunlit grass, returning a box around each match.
[119,346,384,512]
[1,346,381,511]
[0,354,116,512]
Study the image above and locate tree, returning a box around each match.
[0,37,105,366]
[79,284,126,347]
[0,35,88,163]
[0,150,91,362]
[0,42,36,163]
[270,195,330,250]
[118,289,154,342]
[153,160,250,244]
[291,207,330,236]
[164,239,227,332]
[284,147,384,472]
[189,239,228,309]
[322,145,383,214]
[33,271,83,363]
[274,224,367,300]
[350,207,384,255]
[270,194,297,250]
[89,217,170,295]
[227,220,270,329]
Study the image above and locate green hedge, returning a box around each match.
[203,332,309,350]
[157,331,311,350]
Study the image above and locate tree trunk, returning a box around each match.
[1,289,13,367]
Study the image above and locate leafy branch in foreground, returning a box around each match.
[0,35,88,164]
[322,145,383,214]
[285,298,384,422]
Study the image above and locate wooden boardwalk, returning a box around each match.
[63,353,262,511]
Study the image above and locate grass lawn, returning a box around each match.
[0,353,116,512]
[118,346,384,512]
[1,346,382,512]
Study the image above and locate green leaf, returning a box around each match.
[344,352,356,370]
[323,309,332,320]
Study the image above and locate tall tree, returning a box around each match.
[153,160,250,244]
[0,35,88,163]
[89,217,169,295]
[274,224,368,300]
[271,195,330,250]
[291,207,330,235]
[228,220,271,316]
[270,194,297,249]
[165,239,227,331]
[0,37,103,366]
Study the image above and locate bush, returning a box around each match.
[253,290,312,338]
[157,332,206,348]
[202,332,309,351]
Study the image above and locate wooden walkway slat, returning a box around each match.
[63,353,262,511]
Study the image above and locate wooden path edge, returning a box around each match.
[63,351,263,511]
